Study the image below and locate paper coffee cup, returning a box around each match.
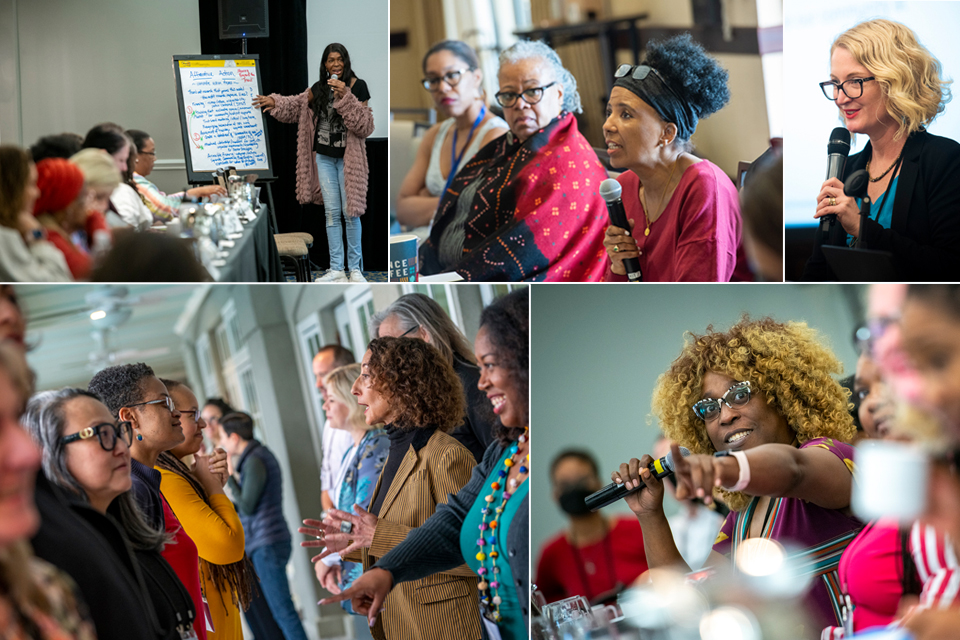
[852,440,928,523]
[390,234,419,282]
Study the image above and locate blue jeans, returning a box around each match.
[316,153,362,272]
[249,540,309,640]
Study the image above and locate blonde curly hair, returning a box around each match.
[651,316,855,511]
[832,19,951,140]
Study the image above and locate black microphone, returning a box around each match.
[600,179,642,282]
[820,128,851,246]
[584,446,691,512]
[844,169,871,248]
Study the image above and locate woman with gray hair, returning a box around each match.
[23,388,200,640]
[372,292,494,460]
[419,40,609,282]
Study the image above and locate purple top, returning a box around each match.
[713,438,863,628]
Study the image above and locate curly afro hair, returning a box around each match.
[479,288,529,443]
[366,337,465,432]
[88,362,156,418]
[651,316,855,512]
[645,34,730,120]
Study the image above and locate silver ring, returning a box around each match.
[340,521,353,534]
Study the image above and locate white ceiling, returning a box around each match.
[17,284,204,392]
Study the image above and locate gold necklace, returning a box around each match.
[639,161,679,236]
[865,143,905,183]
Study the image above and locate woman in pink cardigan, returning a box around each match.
[254,43,374,282]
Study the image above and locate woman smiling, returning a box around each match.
[320,289,531,640]
[602,34,748,282]
[805,19,960,281]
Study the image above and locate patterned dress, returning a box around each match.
[420,111,610,282]
[336,428,389,613]
[713,438,863,629]
[0,555,97,640]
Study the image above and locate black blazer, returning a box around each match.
[804,129,960,281]
[31,472,161,640]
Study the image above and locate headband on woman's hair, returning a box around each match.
[614,65,698,141]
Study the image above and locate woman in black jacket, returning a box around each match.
[805,18,960,281]
[24,388,198,640]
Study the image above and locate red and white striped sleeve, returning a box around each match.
[911,521,960,610]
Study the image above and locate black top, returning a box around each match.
[369,424,435,516]
[449,357,496,462]
[30,472,164,640]
[130,458,164,531]
[803,129,960,281]
[314,77,370,158]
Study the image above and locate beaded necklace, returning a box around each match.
[475,427,529,624]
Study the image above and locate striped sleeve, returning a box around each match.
[911,522,960,610]
[134,174,184,221]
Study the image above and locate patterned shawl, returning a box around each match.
[420,112,609,282]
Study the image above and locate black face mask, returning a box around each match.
[558,485,594,516]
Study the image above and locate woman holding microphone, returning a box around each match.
[253,43,374,283]
[804,19,960,281]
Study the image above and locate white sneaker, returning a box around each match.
[316,269,347,282]
[348,270,367,283]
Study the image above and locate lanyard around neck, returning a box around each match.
[443,106,486,195]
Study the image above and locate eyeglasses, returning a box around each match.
[400,324,421,338]
[819,77,876,101]
[691,381,753,422]
[177,407,201,421]
[125,396,176,413]
[854,315,899,356]
[61,421,134,452]
[495,82,557,108]
[421,69,471,91]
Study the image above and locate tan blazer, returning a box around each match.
[359,429,481,640]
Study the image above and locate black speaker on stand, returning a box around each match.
[219,0,269,53]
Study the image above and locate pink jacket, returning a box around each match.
[268,84,374,216]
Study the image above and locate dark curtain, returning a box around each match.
[198,0,307,237]
[198,0,387,272]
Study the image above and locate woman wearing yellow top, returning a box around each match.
[156,379,253,639]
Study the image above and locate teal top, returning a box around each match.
[459,447,529,640]
[854,176,897,239]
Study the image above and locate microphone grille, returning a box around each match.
[828,127,851,156]
[331,73,338,81]
[599,178,622,203]
[663,446,692,470]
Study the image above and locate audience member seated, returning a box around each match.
[29,133,83,163]
[90,231,210,282]
[0,146,72,281]
[82,123,152,229]
[24,388,200,640]
[70,148,118,264]
[601,35,749,282]
[127,129,226,221]
[418,40,609,282]
[536,449,649,605]
[740,152,783,282]
[33,157,94,280]
[396,40,507,235]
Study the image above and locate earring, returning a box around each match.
[136,431,143,442]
